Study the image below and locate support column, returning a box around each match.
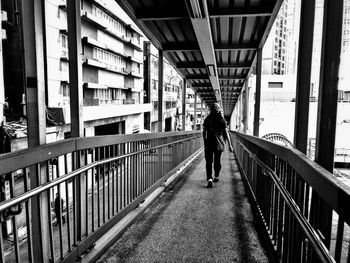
[157,50,164,132]
[253,48,262,137]
[294,0,316,153]
[193,92,197,130]
[0,0,4,124]
[244,82,250,134]
[21,0,49,261]
[312,0,344,249]
[67,0,86,242]
[143,41,151,131]
[67,0,84,138]
[182,79,186,131]
[200,100,203,129]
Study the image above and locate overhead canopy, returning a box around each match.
[116,0,282,119]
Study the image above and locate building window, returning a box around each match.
[268,82,283,88]
[92,5,126,37]
[93,47,126,72]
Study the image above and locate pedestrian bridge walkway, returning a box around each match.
[97,151,270,263]
[0,131,349,263]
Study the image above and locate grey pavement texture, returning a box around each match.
[97,151,271,263]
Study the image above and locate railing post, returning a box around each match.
[21,0,50,261]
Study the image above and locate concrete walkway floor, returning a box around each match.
[97,150,271,263]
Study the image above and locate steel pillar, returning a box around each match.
[143,41,151,130]
[21,0,49,261]
[67,0,84,138]
[312,0,344,250]
[294,0,316,154]
[0,0,4,125]
[158,50,164,132]
[243,82,249,134]
[200,101,203,129]
[193,93,197,130]
[182,79,186,131]
[253,48,262,137]
[67,0,86,241]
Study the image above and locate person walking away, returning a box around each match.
[54,193,66,225]
[203,103,233,188]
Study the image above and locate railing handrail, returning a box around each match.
[235,136,335,263]
[0,131,201,175]
[0,135,201,213]
[234,132,350,225]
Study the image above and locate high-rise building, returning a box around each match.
[1,0,152,151]
[263,1,290,75]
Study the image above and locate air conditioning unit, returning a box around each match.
[1,11,8,21]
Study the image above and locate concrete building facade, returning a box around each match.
[1,0,152,152]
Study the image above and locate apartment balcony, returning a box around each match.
[62,103,152,123]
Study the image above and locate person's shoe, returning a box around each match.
[213,177,219,183]
[207,179,213,188]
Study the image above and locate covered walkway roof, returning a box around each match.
[116,0,282,118]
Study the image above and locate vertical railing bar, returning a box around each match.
[56,163,64,259]
[290,168,299,263]
[96,148,101,228]
[346,235,350,263]
[111,148,115,216]
[23,168,34,263]
[46,161,55,262]
[0,222,5,263]
[116,145,119,213]
[131,142,134,201]
[9,172,20,263]
[72,152,77,246]
[64,154,72,252]
[277,161,286,256]
[334,216,344,262]
[127,143,130,205]
[102,147,106,223]
[107,146,111,220]
[84,150,89,235]
[123,145,126,209]
[91,149,95,232]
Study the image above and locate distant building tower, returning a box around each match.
[263,1,291,75]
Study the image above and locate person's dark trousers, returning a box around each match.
[204,147,222,181]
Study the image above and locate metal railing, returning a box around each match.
[0,131,203,262]
[232,132,350,263]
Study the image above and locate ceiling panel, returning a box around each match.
[116,0,283,119]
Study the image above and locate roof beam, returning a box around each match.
[177,62,252,69]
[218,63,251,69]
[164,43,257,52]
[185,0,224,104]
[176,62,206,69]
[215,43,257,51]
[209,6,273,18]
[187,74,247,80]
[163,42,199,52]
[186,74,209,80]
[136,10,188,21]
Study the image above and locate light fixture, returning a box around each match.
[207,64,216,77]
[185,0,205,19]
